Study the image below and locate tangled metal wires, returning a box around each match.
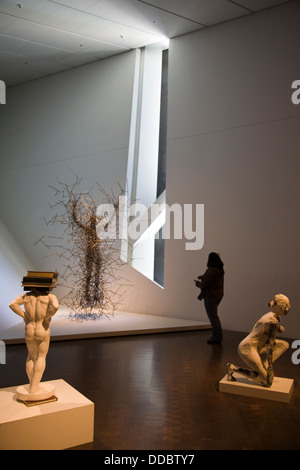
[36,174,127,320]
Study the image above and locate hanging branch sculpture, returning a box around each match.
[36,174,127,320]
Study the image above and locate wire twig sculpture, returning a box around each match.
[36,174,128,320]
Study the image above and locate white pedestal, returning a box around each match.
[0,379,94,449]
[219,374,294,402]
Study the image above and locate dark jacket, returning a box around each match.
[198,267,224,303]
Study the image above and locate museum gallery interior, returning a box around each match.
[0,0,300,451]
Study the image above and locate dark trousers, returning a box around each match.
[204,299,223,342]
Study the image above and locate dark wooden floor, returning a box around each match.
[1,329,300,450]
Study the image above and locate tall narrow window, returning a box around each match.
[154,48,168,287]
[122,42,169,288]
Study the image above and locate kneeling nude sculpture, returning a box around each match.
[227,294,290,387]
[9,271,59,402]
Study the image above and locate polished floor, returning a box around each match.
[1,329,300,450]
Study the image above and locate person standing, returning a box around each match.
[196,252,224,344]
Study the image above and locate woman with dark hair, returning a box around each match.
[196,252,224,344]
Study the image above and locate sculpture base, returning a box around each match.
[16,382,56,403]
[0,379,94,449]
[22,395,58,407]
[219,374,294,402]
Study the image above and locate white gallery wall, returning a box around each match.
[164,1,300,338]
[0,1,300,338]
[120,1,300,340]
[121,1,300,339]
[0,50,138,333]
[0,218,33,330]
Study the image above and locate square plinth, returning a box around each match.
[219,374,294,402]
[0,379,94,450]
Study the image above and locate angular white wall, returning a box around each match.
[0,50,138,331]
[116,2,300,339]
[0,2,300,339]
[165,1,300,337]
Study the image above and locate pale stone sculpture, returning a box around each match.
[9,272,59,402]
[226,294,290,387]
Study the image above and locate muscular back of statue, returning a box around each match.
[9,272,59,399]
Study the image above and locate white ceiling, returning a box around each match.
[0,0,292,87]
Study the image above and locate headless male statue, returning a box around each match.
[9,272,59,397]
[226,294,290,387]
